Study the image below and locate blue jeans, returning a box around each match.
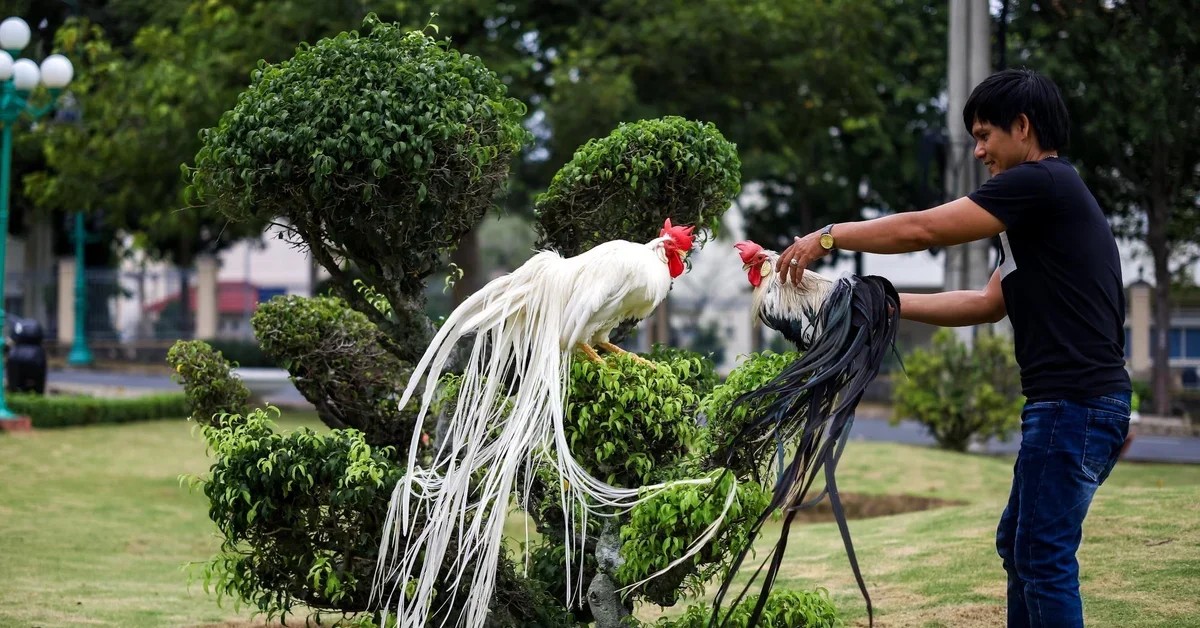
[996,391,1131,628]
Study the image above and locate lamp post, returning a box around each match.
[0,16,73,420]
[67,211,93,365]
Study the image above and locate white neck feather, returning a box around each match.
[751,262,835,324]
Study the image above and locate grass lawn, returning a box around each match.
[2,412,1198,627]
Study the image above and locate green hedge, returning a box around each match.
[8,393,191,429]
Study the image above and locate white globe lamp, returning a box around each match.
[40,54,73,89]
[0,17,30,53]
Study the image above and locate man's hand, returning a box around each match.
[775,231,830,286]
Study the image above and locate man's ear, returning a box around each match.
[1013,113,1032,142]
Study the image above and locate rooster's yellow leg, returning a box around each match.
[598,342,655,368]
[577,343,605,364]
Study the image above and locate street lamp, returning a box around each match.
[0,16,73,421]
[53,91,94,368]
[67,211,94,366]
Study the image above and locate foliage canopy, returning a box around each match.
[535,116,741,256]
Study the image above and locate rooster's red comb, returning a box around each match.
[734,240,763,264]
[660,218,695,251]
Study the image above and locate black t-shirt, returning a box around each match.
[968,157,1131,401]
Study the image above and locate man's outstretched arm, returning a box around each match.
[775,196,1006,285]
[900,268,1007,327]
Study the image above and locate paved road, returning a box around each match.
[47,367,310,408]
[46,368,1200,464]
[848,414,1200,464]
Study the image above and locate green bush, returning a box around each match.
[641,344,720,398]
[534,116,741,257]
[523,353,716,616]
[190,15,531,349]
[168,340,252,427]
[654,589,842,627]
[891,329,1024,452]
[251,295,418,446]
[617,470,769,606]
[190,407,567,625]
[564,353,702,488]
[9,392,190,428]
[697,351,798,473]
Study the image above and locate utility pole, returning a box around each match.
[944,0,994,345]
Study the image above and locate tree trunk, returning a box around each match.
[451,226,483,306]
[1147,192,1173,416]
[587,520,630,628]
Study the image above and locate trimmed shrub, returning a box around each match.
[697,350,799,473]
[251,295,418,446]
[189,15,532,357]
[534,116,741,257]
[641,344,720,398]
[654,589,842,627]
[617,470,769,606]
[189,407,570,624]
[891,329,1024,452]
[10,392,190,428]
[168,340,252,427]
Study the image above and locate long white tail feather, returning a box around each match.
[372,250,734,628]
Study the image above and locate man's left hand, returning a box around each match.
[775,231,829,286]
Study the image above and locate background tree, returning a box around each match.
[537,0,949,262]
[24,0,954,319]
[1010,0,1200,415]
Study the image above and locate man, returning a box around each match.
[775,68,1131,628]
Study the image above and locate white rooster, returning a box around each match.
[373,219,735,628]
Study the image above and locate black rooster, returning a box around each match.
[708,240,901,628]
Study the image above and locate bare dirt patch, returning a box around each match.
[189,622,293,628]
[788,492,964,524]
[854,602,1005,627]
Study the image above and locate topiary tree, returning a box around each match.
[535,116,741,257]
[188,14,532,362]
[520,352,775,627]
[698,351,799,476]
[181,14,841,628]
[891,329,1024,452]
[170,342,575,625]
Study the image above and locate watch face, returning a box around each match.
[820,234,834,249]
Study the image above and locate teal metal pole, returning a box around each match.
[67,211,93,365]
[0,121,15,418]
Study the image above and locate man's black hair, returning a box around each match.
[963,68,1070,151]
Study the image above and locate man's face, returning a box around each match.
[971,118,1026,177]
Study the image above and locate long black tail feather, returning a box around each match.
[710,275,899,628]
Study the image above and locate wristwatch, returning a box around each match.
[819,224,836,251]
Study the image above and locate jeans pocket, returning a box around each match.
[1021,400,1064,448]
[1082,408,1129,483]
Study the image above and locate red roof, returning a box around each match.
[144,281,262,316]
